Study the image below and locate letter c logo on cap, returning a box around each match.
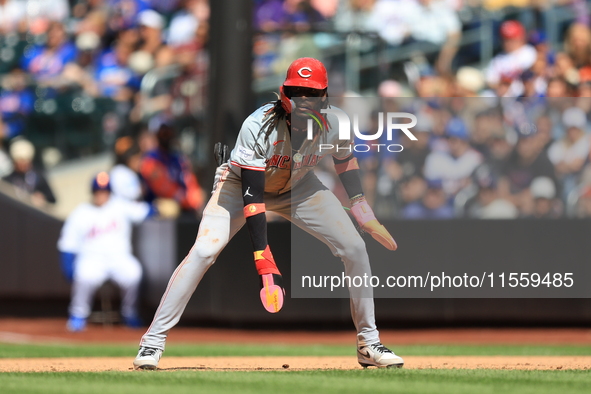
[298,67,312,78]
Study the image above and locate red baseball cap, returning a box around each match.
[500,20,526,40]
[283,57,328,90]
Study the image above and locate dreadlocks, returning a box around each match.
[261,99,287,142]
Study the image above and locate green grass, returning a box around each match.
[2,342,591,358]
[2,343,591,393]
[1,369,591,394]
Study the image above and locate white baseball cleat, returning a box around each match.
[133,347,163,370]
[357,342,404,368]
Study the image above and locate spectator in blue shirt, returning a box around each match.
[0,68,34,139]
[107,0,150,32]
[402,179,454,219]
[95,41,140,101]
[21,22,77,86]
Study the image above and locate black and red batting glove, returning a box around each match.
[254,245,284,313]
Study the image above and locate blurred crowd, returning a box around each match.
[254,0,591,90]
[254,0,591,219]
[254,0,463,77]
[1,122,205,217]
[0,0,209,153]
[0,0,211,217]
[315,96,591,219]
[3,0,591,220]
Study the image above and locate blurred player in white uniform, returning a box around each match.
[58,172,154,332]
[134,58,404,369]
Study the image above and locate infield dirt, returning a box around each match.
[2,319,591,372]
[1,356,591,372]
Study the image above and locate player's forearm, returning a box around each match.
[242,169,281,280]
[333,156,364,199]
[334,156,397,250]
[241,169,268,251]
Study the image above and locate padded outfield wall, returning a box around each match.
[2,192,591,325]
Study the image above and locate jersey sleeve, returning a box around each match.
[57,207,85,253]
[230,114,267,172]
[119,200,152,223]
[110,166,142,201]
[332,135,354,160]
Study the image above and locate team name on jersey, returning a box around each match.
[265,154,321,169]
[88,220,119,238]
[266,155,290,169]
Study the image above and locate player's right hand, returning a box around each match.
[254,246,285,313]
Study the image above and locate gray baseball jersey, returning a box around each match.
[140,104,380,351]
[229,104,353,193]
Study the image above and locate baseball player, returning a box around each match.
[134,57,404,369]
[58,172,155,332]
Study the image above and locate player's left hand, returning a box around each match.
[360,219,397,251]
[350,197,397,251]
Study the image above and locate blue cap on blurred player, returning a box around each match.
[91,172,111,193]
